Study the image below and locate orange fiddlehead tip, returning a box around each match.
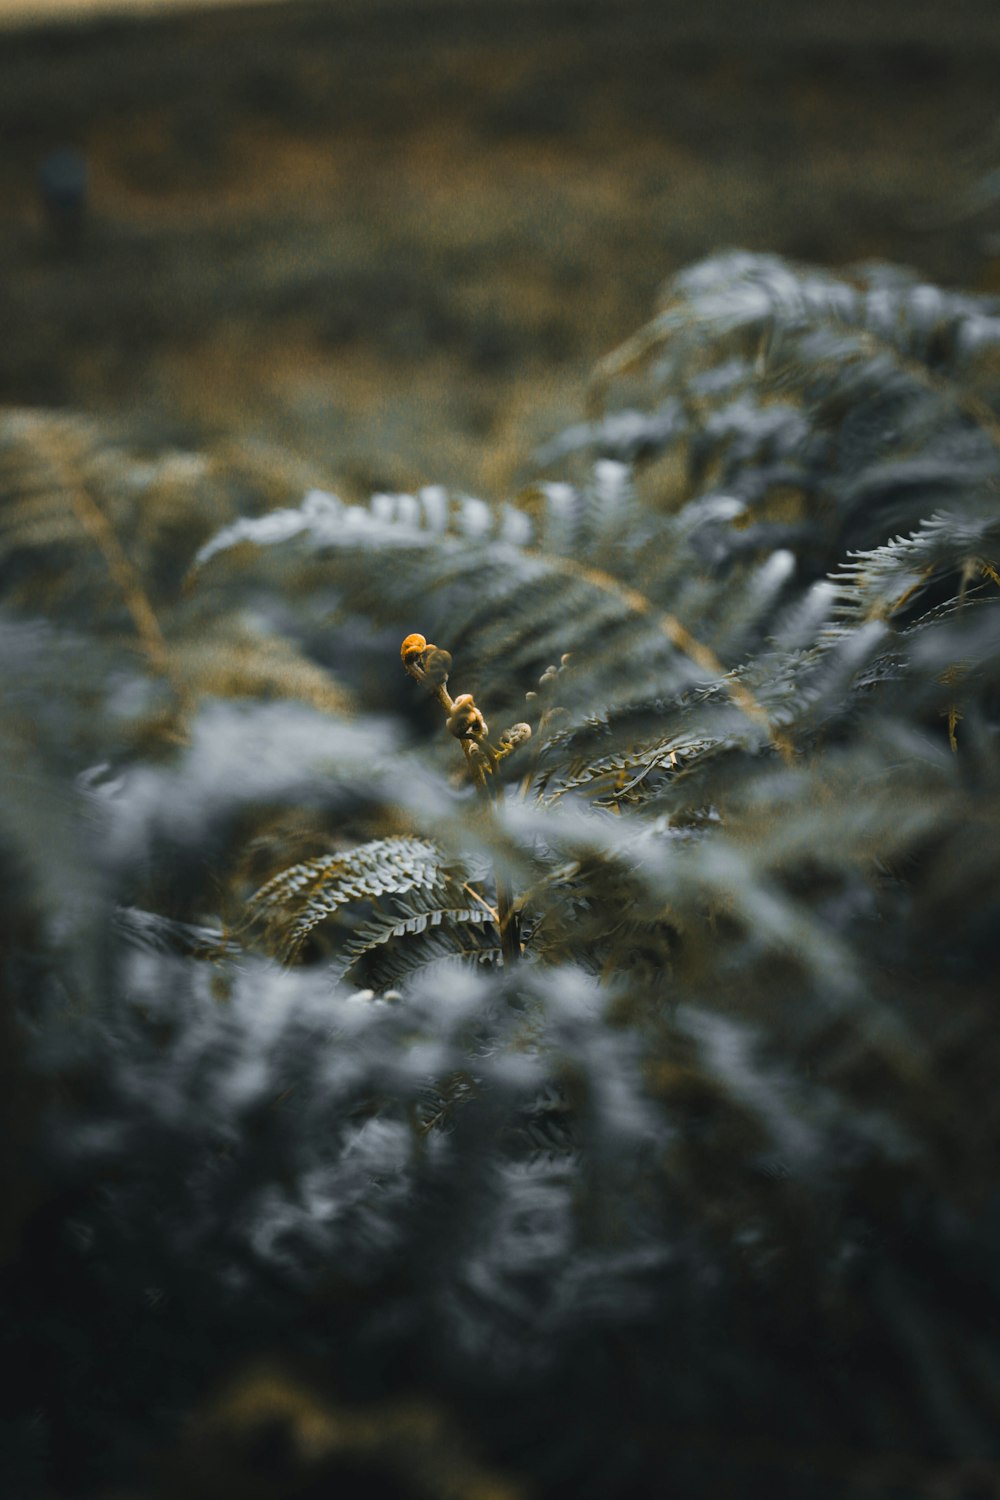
[400,633,427,665]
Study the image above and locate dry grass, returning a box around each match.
[1,1,998,499]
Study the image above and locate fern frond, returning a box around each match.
[580,252,1000,598]
[0,411,336,613]
[170,611,353,716]
[112,906,238,960]
[248,836,451,962]
[192,483,798,760]
[192,484,528,573]
[826,506,1000,627]
[337,894,497,986]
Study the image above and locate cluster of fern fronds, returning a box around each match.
[3,252,1000,1500]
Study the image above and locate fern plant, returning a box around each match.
[3,252,1000,1500]
[187,250,1000,1005]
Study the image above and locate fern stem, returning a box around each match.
[459,739,521,968]
[403,633,522,968]
[491,831,521,971]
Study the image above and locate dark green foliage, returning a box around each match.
[2,253,1000,1499]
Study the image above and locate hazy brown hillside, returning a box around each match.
[2,0,999,498]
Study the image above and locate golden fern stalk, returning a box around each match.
[400,632,531,969]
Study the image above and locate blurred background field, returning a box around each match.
[2,0,999,501]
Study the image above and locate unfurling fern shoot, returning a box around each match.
[401,632,529,969]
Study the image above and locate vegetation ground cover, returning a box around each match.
[3,6,1000,1498]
